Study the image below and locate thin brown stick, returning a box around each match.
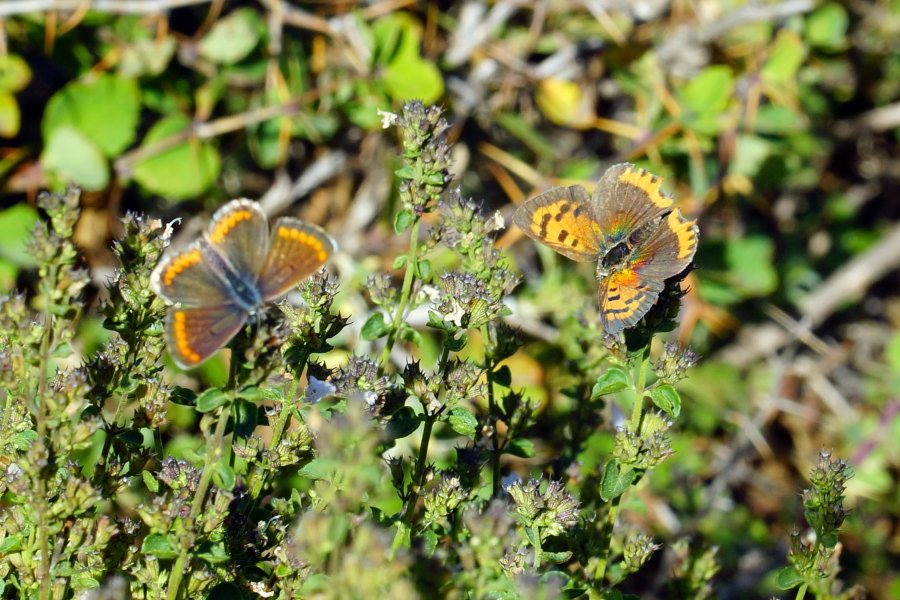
[0,0,214,15]
[114,81,341,177]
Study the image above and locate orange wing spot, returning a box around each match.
[618,167,673,209]
[610,268,639,288]
[277,226,330,262]
[667,210,698,259]
[163,249,202,286]
[209,209,253,244]
[173,311,201,363]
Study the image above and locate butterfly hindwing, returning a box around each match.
[151,241,234,307]
[598,268,664,334]
[257,218,337,301]
[165,304,249,368]
[205,199,270,283]
[512,185,603,262]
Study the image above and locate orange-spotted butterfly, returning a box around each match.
[151,199,336,368]
[513,163,698,334]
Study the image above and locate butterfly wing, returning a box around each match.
[257,218,337,301]
[598,209,699,334]
[165,304,249,368]
[630,209,699,281]
[151,241,234,307]
[512,185,603,262]
[205,199,270,283]
[598,269,665,334]
[591,163,675,247]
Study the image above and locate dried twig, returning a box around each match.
[0,0,213,16]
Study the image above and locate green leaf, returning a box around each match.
[421,529,439,557]
[375,14,444,104]
[762,30,807,84]
[361,312,390,341]
[383,56,443,104]
[231,398,258,438]
[805,3,848,51]
[591,367,629,398]
[416,259,433,281]
[13,429,37,451]
[142,470,160,493]
[141,533,178,559]
[0,204,38,267]
[116,429,145,448]
[447,407,478,439]
[543,550,573,563]
[119,37,177,77]
[71,573,100,590]
[393,209,414,234]
[725,236,778,297]
[199,8,262,64]
[42,74,139,156]
[196,388,229,413]
[774,566,805,589]
[600,460,636,502]
[493,365,512,387]
[212,463,236,491]
[392,254,408,270]
[0,92,19,138]
[679,65,734,115]
[0,535,22,554]
[650,384,681,419]
[505,438,535,458]
[386,406,422,440]
[0,54,31,92]
[132,113,221,200]
[170,386,197,407]
[41,126,109,191]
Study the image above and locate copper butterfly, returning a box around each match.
[513,163,698,334]
[151,199,336,368]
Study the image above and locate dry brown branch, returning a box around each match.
[0,0,213,16]
[719,221,900,367]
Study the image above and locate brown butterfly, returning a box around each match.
[513,163,698,334]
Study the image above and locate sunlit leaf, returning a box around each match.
[41,126,109,191]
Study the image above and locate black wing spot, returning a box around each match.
[557,230,569,243]
[573,206,583,217]
[554,203,571,221]
[539,213,551,237]
[572,239,579,247]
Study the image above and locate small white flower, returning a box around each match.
[490,210,505,231]
[306,375,336,403]
[377,109,399,129]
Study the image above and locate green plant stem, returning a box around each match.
[795,583,808,600]
[593,495,621,584]
[481,327,501,498]
[36,271,55,600]
[630,345,651,433]
[594,344,651,590]
[532,526,543,569]
[379,219,420,375]
[402,414,435,523]
[401,340,452,523]
[166,361,238,600]
[249,375,303,501]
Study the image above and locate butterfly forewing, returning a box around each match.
[151,241,235,308]
[165,304,249,368]
[629,209,699,281]
[591,164,674,248]
[257,218,337,301]
[205,199,270,284]
[512,185,603,262]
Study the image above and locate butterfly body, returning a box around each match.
[152,199,336,368]
[513,163,698,334]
